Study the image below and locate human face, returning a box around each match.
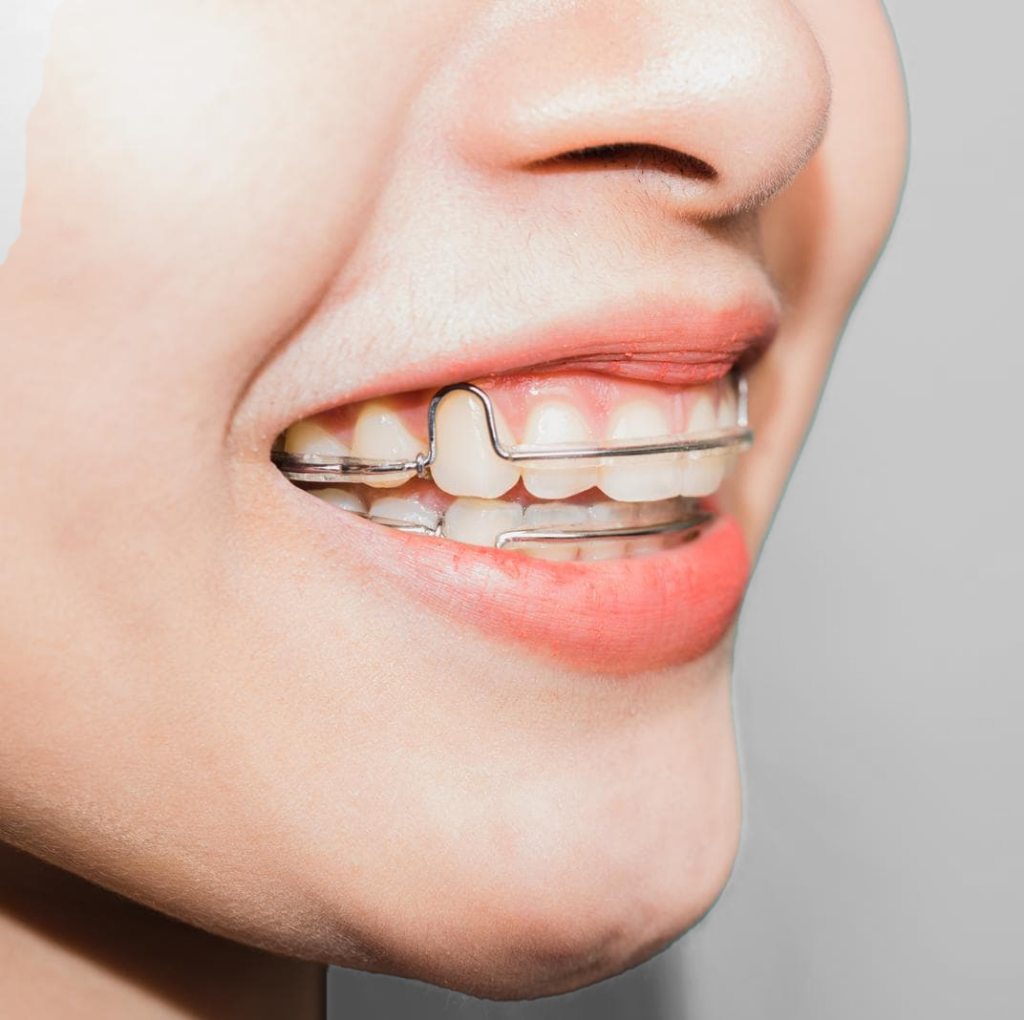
[0,0,906,1000]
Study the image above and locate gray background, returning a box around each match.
[328,1,1024,1016]
[1,0,1019,1017]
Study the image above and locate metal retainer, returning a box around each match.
[272,369,751,550]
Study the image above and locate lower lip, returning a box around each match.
[307,492,750,675]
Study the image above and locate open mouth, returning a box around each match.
[265,298,776,672]
[273,368,748,563]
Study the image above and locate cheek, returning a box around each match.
[0,0,443,670]
[0,0,440,895]
[4,0,439,451]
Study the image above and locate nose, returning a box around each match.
[456,0,831,218]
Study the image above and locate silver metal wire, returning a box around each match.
[493,509,713,550]
[272,369,750,485]
[273,369,750,549]
[341,503,713,549]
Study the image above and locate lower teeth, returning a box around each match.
[308,482,707,561]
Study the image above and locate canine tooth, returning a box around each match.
[442,498,523,548]
[519,502,589,562]
[369,495,440,531]
[588,500,639,527]
[634,497,685,526]
[431,390,520,498]
[717,384,738,428]
[578,501,637,561]
[678,393,725,496]
[599,401,682,502]
[678,455,726,496]
[315,488,367,513]
[629,499,674,556]
[351,400,423,488]
[521,401,599,499]
[284,421,349,457]
[687,392,718,435]
[628,497,700,555]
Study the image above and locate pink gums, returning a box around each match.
[310,371,733,447]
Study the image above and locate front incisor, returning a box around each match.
[521,401,600,499]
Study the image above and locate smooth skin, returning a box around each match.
[0,1,907,1015]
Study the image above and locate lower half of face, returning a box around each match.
[0,0,907,998]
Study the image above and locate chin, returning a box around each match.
[355,799,740,1001]
[295,698,744,1001]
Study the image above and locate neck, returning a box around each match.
[0,841,325,1019]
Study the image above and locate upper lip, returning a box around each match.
[268,291,779,432]
[495,297,779,385]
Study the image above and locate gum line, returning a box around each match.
[300,370,735,448]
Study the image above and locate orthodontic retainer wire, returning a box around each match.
[272,369,752,550]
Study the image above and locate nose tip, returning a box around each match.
[456,0,832,217]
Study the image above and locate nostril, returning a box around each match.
[528,143,718,182]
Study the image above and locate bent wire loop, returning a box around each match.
[272,370,751,549]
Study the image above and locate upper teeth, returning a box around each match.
[429,389,521,499]
[284,377,740,502]
[283,421,349,457]
[351,400,422,488]
[600,400,682,501]
[521,400,599,498]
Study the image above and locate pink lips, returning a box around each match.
[351,510,750,675]
[276,296,775,673]
[498,301,779,386]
